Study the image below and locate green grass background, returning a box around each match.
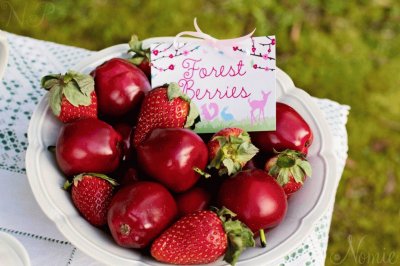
[2,0,400,264]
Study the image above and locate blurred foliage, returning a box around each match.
[1,0,400,264]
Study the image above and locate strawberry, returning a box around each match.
[132,82,199,147]
[64,173,117,226]
[151,207,254,266]
[265,149,312,195]
[127,35,151,78]
[41,70,97,123]
[208,128,259,176]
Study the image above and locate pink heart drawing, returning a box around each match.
[233,46,239,51]
[201,103,219,121]
[153,50,159,56]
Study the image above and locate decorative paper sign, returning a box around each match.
[150,36,276,133]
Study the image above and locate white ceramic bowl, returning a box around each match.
[0,232,31,266]
[26,38,337,266]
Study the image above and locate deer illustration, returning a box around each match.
[201,103,219,121]
[221,106,234,121]
[248,91,271,124]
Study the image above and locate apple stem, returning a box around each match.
[260,229,267,248]
[193,167,211,178]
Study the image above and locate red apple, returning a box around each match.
[92,58,151,119]
[56,118,123,176]
[137,128,208,193]
[107,181,177,248]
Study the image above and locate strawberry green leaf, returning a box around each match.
[238,131,251,142]
[290,165,305,184]
[298,159,312,177]
[277,168,290,185]
[209,148,224,169]
[222,158,235,176]
[63,72,74,83]
[268,164,280,177]
[41,71,95,117]
[276,155,296,168]
[49,85,62,116]
[127,35,150,67]
[208,130,258,176]
[128,35,141,51]
[86,173,119,186]
[73,173,118,186]
[128,56,145,65]
[63,82,92,107]
[41,74,61,90]
[167,82,190,101]
[184,101,200,128]
[216,207,255,266]
[68,70,95,96]
[236,142,259,163]
[268,149,311,186]
[214,136,228,146]
[63,180,72,190]
[229,136,244,145]
[166,82,199,128]
[128,35,147,56]
[216,206,237,220]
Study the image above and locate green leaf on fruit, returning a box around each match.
[208,148,224,169]
[220,208,255,266]
[277,168,290,185]
[222,158,235,175]
[49,85,62,116]
[69,70,95,96]
[184,100,200,128]
[291,165,305,184]
[63,82,92,107]
[42,71,95,113]
[128,56,145,65]
[86,173,118,186]
[128,35,146,55]
[167,82,190,102]
[236,142,259,163]
[298,159,312,177]
[41,74,61,90]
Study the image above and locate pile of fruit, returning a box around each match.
[42,37,313,265]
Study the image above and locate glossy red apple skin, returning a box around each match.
[107,181,177,248]
[175,187,211,217]
[92,58,151,118]
[218,169,287,232]
[56,118,123,176]
[137,128,208,193]
[112,122,134,161]
[250,103,313,155]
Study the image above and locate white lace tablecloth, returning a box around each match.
[0,32,349,266]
